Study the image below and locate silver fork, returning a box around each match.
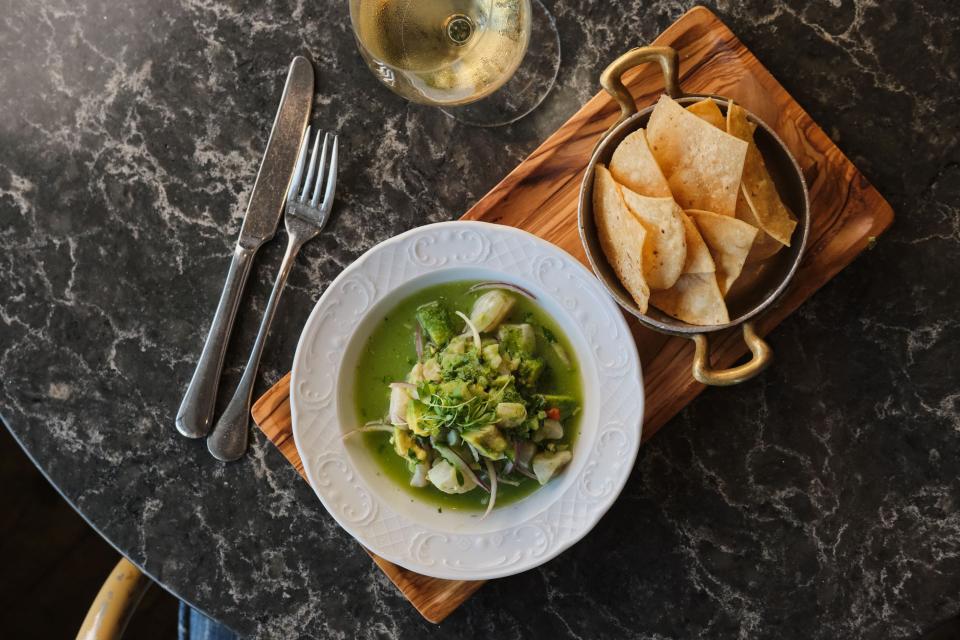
[207,126,339,461]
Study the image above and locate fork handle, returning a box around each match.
[176,244,257,438]
[207,236,303,461]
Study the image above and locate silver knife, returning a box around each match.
[176,56,314,439]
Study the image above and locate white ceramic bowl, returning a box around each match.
[290,221,643,580]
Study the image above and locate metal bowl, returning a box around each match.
[578,46,810,386]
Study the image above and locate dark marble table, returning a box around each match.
[2,1,958,638]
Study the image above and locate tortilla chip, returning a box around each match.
[735,190,784,263]
[592,165,650,312]
[687,210,759,296]
[646,95,748,217]
[620,187,687,290]
[726,103,797,245]
[650,273,729,326]
[677,209,715,274]
[609,129,672,198]
[686,98,725,129]
[725,258,774,302]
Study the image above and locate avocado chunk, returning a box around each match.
[497,323,536,356]
[416,300,454,346]
[392,427,427,462]
[482,343,503,369]
[461,424,508,460]
[438,379,471,400]
[405,399,432,436]
[517,357,545,387]
[495,402,527,428]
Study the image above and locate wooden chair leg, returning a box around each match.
[76,557,150,640]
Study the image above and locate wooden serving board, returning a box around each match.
[251,5,894,623]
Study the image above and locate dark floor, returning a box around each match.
[0,425,178,639]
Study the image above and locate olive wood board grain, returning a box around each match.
[250,5,894,624]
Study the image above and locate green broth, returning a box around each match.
[353,280,582,512]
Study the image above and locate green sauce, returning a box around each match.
[354,281,582,512]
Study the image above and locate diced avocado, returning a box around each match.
[446,335,470,354]
[469,290,515,332]
[535,394,578,420]
[531,450,572,485]
[492,374,512,387]
[461,424,508,460]
[439,380,471,400]
[416,301,454,345]
[405,399,430,436]
[482,343,503,369]
[392,427,427,462]
[495,402,527,428]
[497,323,536,356]
[440,349,486,382]
[421,358,442,382]
[517,357,545,387]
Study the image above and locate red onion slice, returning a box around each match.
[467,281,537,301]
[513,440,538,480]
[414,324,424,362]
[515,465,537,481]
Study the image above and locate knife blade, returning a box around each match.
[238,57,315,246]
[176,56,314,439]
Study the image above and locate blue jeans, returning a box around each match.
[177,602,239,640]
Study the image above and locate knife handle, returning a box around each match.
[176,244,257,438]
[207,235,302,461]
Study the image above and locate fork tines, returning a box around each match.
[287,126,339,211]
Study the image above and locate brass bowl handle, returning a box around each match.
[600,46,681,126]
[690,322,773,386]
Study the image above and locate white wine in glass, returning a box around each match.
[349,0,560,126]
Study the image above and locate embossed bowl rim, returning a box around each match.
[290,221,644,580]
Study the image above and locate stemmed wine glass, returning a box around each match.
[349,0,561,127]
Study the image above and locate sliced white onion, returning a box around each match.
[482,458,498,520]
[455,310,482,351]
[340,423,394,440]
[414,324,424,362]
[468,281,537,301]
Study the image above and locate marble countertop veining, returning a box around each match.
[2,1,959,638]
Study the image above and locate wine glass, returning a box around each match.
[349,0,561,127]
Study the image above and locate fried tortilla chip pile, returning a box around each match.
[593,95,797,325]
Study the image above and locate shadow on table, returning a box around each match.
[0,424,177,639]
